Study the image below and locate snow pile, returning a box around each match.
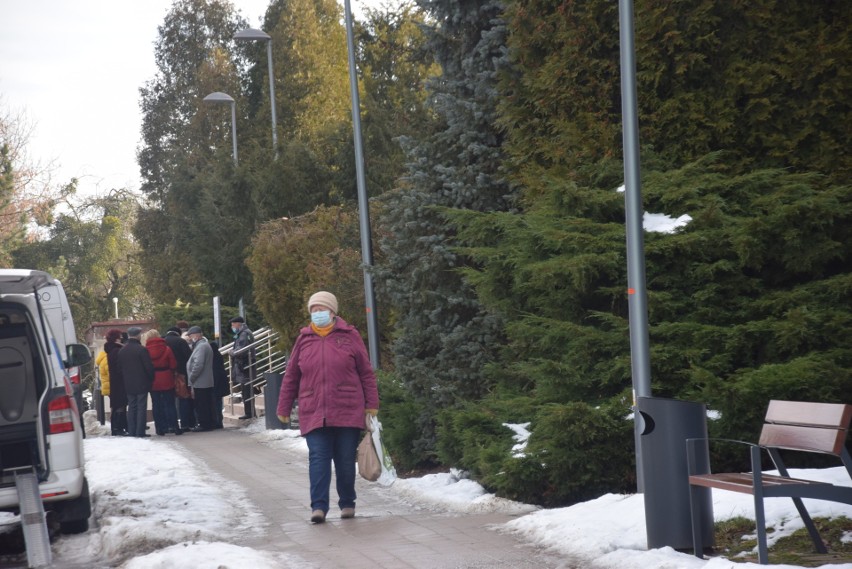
[52,432,297,568]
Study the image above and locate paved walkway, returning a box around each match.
[172,425,575,569]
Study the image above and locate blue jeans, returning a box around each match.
[127,392,148,437]
[151,390,179,433]
[304,427,360,513]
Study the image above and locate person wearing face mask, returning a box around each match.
[229,316,256,420]
[276,291,379,524]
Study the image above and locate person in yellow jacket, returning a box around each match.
[96,344,112,397]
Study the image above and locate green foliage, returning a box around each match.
[12,190,151,338]
[500,0,851,184]
[352,3,439,201]
[374,371,429,470]
[443,155,851,498]
[246,204,380,345]
[436,397,634,506]
[152,301,261,341]
[375,0,515,461]
[135,0,431,315]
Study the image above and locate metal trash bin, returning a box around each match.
[637,397,714,550]
[263,372,286,430]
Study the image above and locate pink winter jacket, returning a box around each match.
[277,317,379,435]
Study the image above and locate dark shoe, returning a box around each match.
[310,510,326,524]
[156,430,165,436]
[238,415,252,420]
[173,429,183,435]
[137,434,151,438]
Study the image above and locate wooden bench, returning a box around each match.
[686,400,852,565]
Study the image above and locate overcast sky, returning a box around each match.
[0,0,380,199]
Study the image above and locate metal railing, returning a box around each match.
[218,326,287,417]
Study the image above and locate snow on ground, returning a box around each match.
[45,413,302,568]
[246,418,852,569]
[6,412,849,568]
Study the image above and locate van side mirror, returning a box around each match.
[65,344,92,367]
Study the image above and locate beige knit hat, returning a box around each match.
[308,291,338,314]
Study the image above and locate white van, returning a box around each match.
[36,278,85,430]
[36,279,80,385]
[0,269,92,533]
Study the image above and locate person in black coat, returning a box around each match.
[210,341,230,429]
[104,331,128,436]
[164,326,195,430]
[117,327,154,437]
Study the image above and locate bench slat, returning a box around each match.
[689,472,830,494]
[765,400,852,429]
[759,423,848,455]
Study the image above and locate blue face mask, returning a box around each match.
[231,327,238,334]
[311,310,332,327]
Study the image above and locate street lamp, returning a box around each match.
[343,0,380,369]
[112,297,118,320]
[234,28,278,155]
[203,92,238,166]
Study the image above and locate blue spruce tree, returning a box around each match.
[376,0,514,457]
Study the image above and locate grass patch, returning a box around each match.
[710,516,852,566]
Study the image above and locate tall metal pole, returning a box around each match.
[266,39,278,153]
[229,100,238,166]
[618,0,651,491]
[343,0,380,369]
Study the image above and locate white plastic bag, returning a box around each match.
[367,415,397,486]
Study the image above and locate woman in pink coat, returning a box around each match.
[277,291,379,524]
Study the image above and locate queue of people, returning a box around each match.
[99,317,250,436]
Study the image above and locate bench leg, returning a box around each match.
[751,446,769,564]
[689,483,706,559]
[791,497,827,554]
[768,448,827,554]
[753,492,769,564]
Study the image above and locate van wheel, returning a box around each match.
[57,478,91,534]
[59,518,89,534]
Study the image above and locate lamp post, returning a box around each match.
[234,28,278,155]
[112,297,118,320]
[618,0,651,491]
[343,0,380,369]
[203,92,238,166]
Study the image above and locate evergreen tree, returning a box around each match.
[138,0,247,203]
[427,0,851,502]
[498,0,851,184]
[376,0,514,457]
[136,0,249,303]
[446,156,851,504]
[338,2,439,202]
